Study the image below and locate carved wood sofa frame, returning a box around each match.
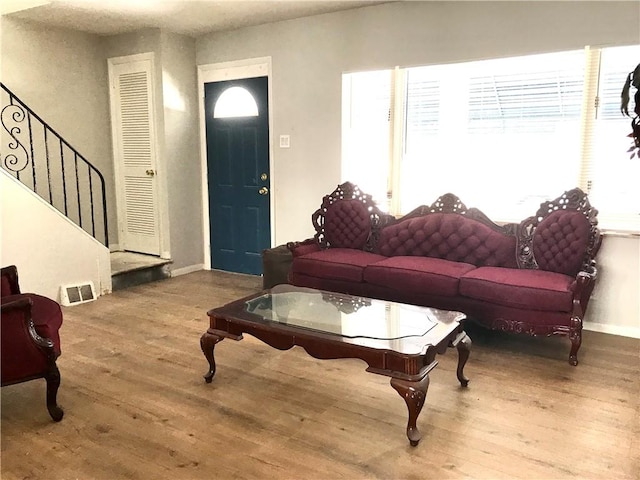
[310,181,394,251]
[290,182,602,365]
[511,189,602,363]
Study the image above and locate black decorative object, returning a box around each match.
[621,63,640,159]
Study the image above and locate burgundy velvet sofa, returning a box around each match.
[287,182,602,365]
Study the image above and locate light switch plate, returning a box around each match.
[279,135,290,148]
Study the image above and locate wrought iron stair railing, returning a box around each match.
[1,83,108,247]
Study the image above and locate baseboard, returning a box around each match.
[109,244,121,252]
[170,264,204,277]
[583,322,640,339]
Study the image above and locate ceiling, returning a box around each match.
[2,0,390,37]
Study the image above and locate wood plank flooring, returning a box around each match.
[1,270,639,479]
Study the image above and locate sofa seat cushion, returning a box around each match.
[363,256,477,297]
[292,248,387,283]
[459,267,574,312]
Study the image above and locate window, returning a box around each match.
[213,86,258,118]
[342,45,640,231]
[341,70,391,209]
[585,45,640,231]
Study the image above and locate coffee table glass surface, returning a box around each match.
[245,285,451,347]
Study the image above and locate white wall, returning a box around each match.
[196,1,640,337]
[196,0,640,246]
[585,235,640,338]
[0,171,111,301]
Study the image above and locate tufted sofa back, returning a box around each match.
[532,210,591,276]
[323,199,372,249]
[376,213,518,268]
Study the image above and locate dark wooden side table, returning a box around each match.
[200,285,471,446]
[261,244,292,289]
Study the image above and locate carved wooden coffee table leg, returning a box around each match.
[390,374,430,446]
[200,330,224,383]
[455,332,472,387]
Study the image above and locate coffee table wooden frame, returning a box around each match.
[200,289,471,446]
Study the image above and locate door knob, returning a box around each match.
[146,169,155,177]
[258,186,269,195]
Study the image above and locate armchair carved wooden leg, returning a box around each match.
[45,364,64,421]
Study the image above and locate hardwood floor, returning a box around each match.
[1,270,638,480]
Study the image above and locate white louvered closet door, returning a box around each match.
[108,56,160,255]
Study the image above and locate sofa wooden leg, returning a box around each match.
[569,339,580,366]
[45,364,64,421]
[568,319,582,366]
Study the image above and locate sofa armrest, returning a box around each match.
[570,264,598,318]
[286,238,320,258]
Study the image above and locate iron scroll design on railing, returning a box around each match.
[1,83,108,246]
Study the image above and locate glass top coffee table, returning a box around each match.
[200,284,471,446]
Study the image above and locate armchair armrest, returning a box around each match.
[1,295,55,352]
[287,238,320,258]
[0,280,65,421]
[1,265,20,296]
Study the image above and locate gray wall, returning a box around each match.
[102,29,165,254]
[2,21,203,270]
[196,1,640,245]
[0,17,117,245]
[160,32,203,271]
[194,1,640,337]
[2,2,638,335]
[102,30,202,270]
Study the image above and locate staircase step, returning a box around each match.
[112,264,171,291]
[110,252,172,291]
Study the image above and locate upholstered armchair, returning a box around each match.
[1,265,64,421]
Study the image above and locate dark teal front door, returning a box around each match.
[204,76,270,275]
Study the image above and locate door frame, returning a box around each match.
[108,52,171,258]
[197,57,275,270]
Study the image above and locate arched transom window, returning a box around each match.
[213,86,259,118]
